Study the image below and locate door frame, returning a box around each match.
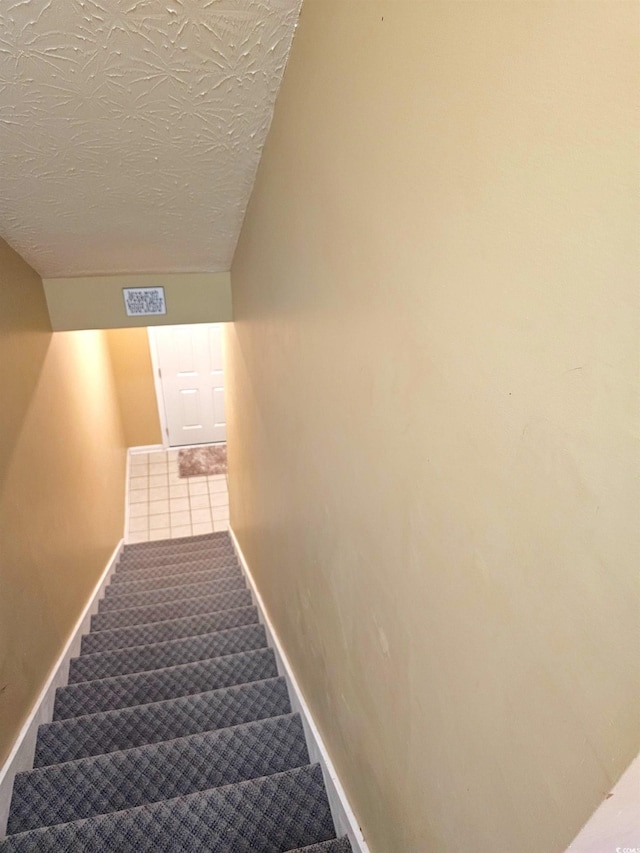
[147,327,171,449]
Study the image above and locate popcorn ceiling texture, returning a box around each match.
[0,0,302,277]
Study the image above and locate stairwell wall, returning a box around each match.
[226,3,639,852]
[105,328,162,448]
[0,239,128,767]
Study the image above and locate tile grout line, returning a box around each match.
[126,446,229,543]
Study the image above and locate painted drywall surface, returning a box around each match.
[43,272,233,331]
[106,328,162,448]
[0,0,302,277]
[227,3,640,852]
[567,753,640,852]
[0,239,127,766]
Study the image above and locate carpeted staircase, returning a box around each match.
[1,531,352,852]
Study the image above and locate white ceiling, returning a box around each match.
[0,0,301,277]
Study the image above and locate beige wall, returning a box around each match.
[43,272,232,331]
[227,3,639,852]
[106,328,162,448]
[0,239,127,766]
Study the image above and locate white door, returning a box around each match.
[151,323,226,447]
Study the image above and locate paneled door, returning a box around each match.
[150,323,226,447]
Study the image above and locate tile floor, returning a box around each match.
[126,446,229,543]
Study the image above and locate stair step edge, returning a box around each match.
[2,764,333,853]
[34,676,291,767]
[10,715,308,834]
[80,606,260,655]
[68,624,268,683]
[90,590,254,631]
[53,648,278,720]
[97,577,248,614]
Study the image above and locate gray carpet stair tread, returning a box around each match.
[121,533,232,557]
[54,648,278,719]
[119,537,233,563]
[293,840,353,852]
[35,677,291,767]
[111,560,239,587]
[114,557,237,579]
[9,714,308,833]
[122,531,229,554]
[99,573,246,612]
[120,533,233,553]
[113,553,237,581]
[118,535,234,557]
[91,588,253,631]
[106,564,243,596]
[0,764,335,853]
[114,548,238,579]
[81,604,259,654]
[69,624,268,683]
[6,534,341,852]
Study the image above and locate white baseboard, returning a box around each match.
[128,444,165,455]
[0,539,124,838]
[229,527,370,853]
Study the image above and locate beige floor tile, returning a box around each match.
[130,452,150,463]
[148,528,171,541]
[126,443,230,544]
[188,481,209,496]
[191,508,212,525]
[170,497,190,512]
[127,531,149,543]
[171,510,191,527]
[129,503,149,518]
[192,521,214,535]
[189,494,211,510]
[169,483,189,498]
[149,486,169,501]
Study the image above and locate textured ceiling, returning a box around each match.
[0,0,301,277]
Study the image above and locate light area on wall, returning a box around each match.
[106,327,162,449]
[0,316,127,766]
[0,328,126,562]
